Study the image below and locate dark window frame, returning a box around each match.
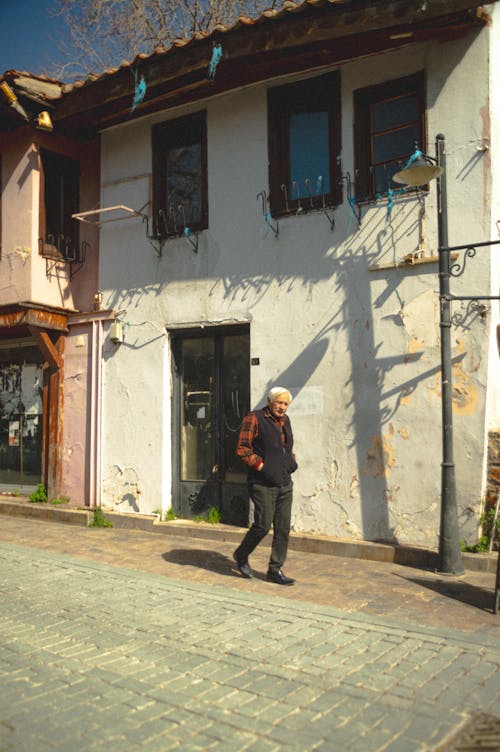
[39,148,80,260]
[353,71,426,201]
[152,111,208,238]
[267,71,342,217]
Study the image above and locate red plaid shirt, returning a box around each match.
[236,407,287,470]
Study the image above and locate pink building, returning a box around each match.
[0,72,110,504]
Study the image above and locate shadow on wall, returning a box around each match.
[102,198,451,542]
[243,204,451,543]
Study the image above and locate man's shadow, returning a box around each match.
[162,549,267,580]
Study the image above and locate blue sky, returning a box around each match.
[0,0,66,77]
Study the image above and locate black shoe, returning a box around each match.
[266,569,295,585]
[233,552,253,578]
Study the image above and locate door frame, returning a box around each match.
[170,323,250,525]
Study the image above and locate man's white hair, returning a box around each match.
[267,386,292,403]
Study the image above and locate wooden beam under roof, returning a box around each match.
[0,304,69,333]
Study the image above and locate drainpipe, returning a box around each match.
[88,318,104,508]
[95,319,103,508]
[89,321,97,507]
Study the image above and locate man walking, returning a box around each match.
[233,386,298,585]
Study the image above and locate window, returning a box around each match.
[354,72,426,199]
[39,149,80,259]
[152,111,208,237]
[267,71,341,217]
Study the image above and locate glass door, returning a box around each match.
[0,352,43,493]
[172,326,250,525]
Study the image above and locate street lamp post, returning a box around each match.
[393,134,500,574]
[435,134,463,574]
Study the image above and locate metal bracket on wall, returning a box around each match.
[181,228,199,253]
[149,207,199,255]
[177,206,199,253]
[340,172,362,227]
[257,191,279,237]
[142,215,165,258]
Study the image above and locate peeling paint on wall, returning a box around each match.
[407,336,424,357]
[104,464,142,512]
[14,247,31,263]
[401,290,439,346]
[451,364,479,415]
[384,485,401,505]
[430,363,479,415]
[349,474,359,498]
[363,429,396,478]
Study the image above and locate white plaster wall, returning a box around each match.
[98,26,494,546]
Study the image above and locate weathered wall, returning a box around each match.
[0,130,100,313]
[0,132,35,303]
[485,2,500,440]
[61,324,92,505]
[98,27,495,546]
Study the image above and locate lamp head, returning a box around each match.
[0,80,16,105]
[392,147,444,187]
[35,111,53,132]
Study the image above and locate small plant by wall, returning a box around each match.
[208,506,221,524]
[50,496,70,505]
[193,506,221,524]
[28,484,48,503]
[89,507,113,528]
[461,501,500,552]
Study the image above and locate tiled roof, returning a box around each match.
[1,1,491,102]
[0,0,490,126]
[59,0,352,94]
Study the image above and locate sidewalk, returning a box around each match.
[0,494,497,573]
[0,499,498,638]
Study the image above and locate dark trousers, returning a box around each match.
[235,482,293,571]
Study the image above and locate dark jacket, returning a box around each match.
[247,408,298,487]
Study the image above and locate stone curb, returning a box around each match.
[0,496,497,573]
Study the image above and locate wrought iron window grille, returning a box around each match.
[148,204,199,256]
[39,234,89,279]
[265,176,337,232]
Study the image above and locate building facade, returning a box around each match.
[0,75,108,504]
[1,1,499,548]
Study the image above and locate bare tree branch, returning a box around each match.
[49,0,282,80]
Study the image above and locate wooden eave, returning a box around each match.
[53,1,489,139]
[0,303,70,333]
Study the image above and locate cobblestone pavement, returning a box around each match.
[0,517,499,751]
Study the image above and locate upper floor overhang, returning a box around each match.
[0,303,71,334]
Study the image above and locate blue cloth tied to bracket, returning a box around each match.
[208,44,223,79]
